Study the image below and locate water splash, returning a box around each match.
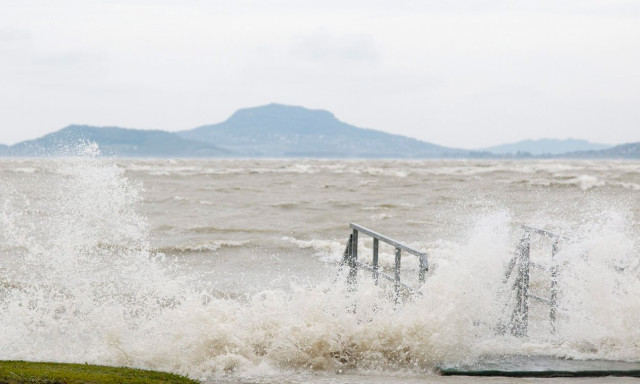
[0,148,188,367]
[1,153,639,381]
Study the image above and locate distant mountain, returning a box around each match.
[482,138,612,155]
[178,103,467,158]
[563,142,640,159]
[2,107,636,159]
[0,125,230,157]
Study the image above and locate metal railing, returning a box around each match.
[504,225,569,336]
[341,223,429,297]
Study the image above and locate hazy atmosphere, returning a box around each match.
[1,0,639,148]
[2,2,640,383]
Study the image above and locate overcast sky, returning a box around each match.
[1,0,639,148]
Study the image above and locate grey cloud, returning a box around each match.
[0,28,32,43]
[144,0,640,18]
[290,32,378,62]
[34,51,106,67]
[0,0,638,146]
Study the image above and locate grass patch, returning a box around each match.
[0,360,199,384]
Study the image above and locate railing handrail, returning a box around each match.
[343,223,429,298]
[506,225,569,337]
[521,225,571,241]
[350,223,428,260]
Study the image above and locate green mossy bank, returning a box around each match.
[0,361,199,384]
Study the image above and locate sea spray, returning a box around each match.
[1,156,640,380]
[551,210,640,361]
[0,155,509,375]
[0,149,190,367]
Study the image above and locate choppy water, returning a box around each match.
[1,153,639,383]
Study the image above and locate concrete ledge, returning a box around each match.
[438,356,640,377]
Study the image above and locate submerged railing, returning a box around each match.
[341,222,570,334]
[341,223,429,297]
[504,225,570,337]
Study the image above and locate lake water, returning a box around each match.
[1,156,639,383]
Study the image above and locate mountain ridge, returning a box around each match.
[561,142,640,159]
[482,138,612,155]
[0,104,637,158]
[178,103,467,158]
[0,125,230,157]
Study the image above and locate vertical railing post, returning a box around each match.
[504,226,568,337]
[349,228,358,284]
[372,238,379,285]
[550,237,559,333]
[419,253,428,284]
[521,236,530,335]
[342,234,352,264]
[345,223,429,298]
[511,229,531,337]
[394,248,401,301]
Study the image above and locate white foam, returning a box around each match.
[1,155,640,381]
[160,240,251,253]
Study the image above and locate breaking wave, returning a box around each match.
[1,153,639,381]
